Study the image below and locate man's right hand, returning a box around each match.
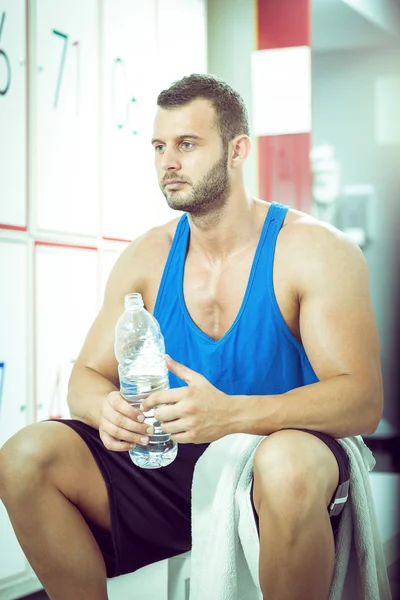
[99,391,154,452]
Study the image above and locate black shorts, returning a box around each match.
[57,421,350,578]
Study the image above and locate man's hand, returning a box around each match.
[99,391,154,451]
[140,355,235,444]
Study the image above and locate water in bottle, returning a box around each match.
[114,292,178,469]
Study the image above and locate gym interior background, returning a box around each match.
[0,0,399,599]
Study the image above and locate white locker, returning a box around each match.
[0,0,27,229]
[0,240,29,448]
[34,243,98,422]
[0,239,29,586]
[101,0,162,242]
[156,0,207,90]
[32,0,99,236]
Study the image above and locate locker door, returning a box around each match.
[156,0,207,89]
[35,243,98,422]
[101,0,160,242]
[0,239,29,584]
[32,0,99,236]
[0,0,27,230]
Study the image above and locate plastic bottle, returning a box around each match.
[114,292,178,469]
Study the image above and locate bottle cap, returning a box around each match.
[124,293,144,310]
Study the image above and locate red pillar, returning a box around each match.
[256,0,312,212]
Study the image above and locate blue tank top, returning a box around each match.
[153,202,318,396]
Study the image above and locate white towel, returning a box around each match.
[189,433,392,600]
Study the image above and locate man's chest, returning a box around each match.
[181,250,301,342]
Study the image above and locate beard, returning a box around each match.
[160,149,230,217]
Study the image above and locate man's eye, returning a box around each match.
[155,144,165,153]
[181,142,194,150]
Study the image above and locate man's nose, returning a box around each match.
[161,146,181,171]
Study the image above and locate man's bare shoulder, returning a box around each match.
[120,217,179,264]
[281,207,361,253]
[278,207,368,290]
[105,217,181,299]
[139,217,179,246]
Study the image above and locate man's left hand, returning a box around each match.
[140,355,235,444]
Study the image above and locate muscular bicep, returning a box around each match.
[295,225,382,394]
[74,307,121,387]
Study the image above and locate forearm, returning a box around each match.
[67,363,118,429]
[231,374,382,439]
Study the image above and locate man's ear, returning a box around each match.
[230,135,251,168]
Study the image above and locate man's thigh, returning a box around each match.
[47,421,113,530]
[55,419,208,578]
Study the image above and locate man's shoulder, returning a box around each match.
[124,216,181,262]
[281,208,357,254]
[278,207,366,286]
[105,217,180,293]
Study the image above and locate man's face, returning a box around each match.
[152,99,230,216]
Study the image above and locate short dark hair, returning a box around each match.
[156,74,250,147]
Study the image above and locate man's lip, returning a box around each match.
[164,181,187,189]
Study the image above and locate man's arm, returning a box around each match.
[67,225,176,450]
[67,237,144,429]
[67,223,174,435]
[235,219,383,439]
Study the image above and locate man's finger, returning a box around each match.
[154,403,181,423]
[141,386,185,411]
[160,418,188,435]
[170,432,195,444]
[100,431,136,452]
[165,354,201,385]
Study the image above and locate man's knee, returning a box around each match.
[1,421,112,531]
[0,423,55,501]
[252,430,335,518]
[0,422,83,504]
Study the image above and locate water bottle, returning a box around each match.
[114,292,178,469]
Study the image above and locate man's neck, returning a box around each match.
[187,194,267,262]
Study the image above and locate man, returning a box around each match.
[0,74,383,600]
